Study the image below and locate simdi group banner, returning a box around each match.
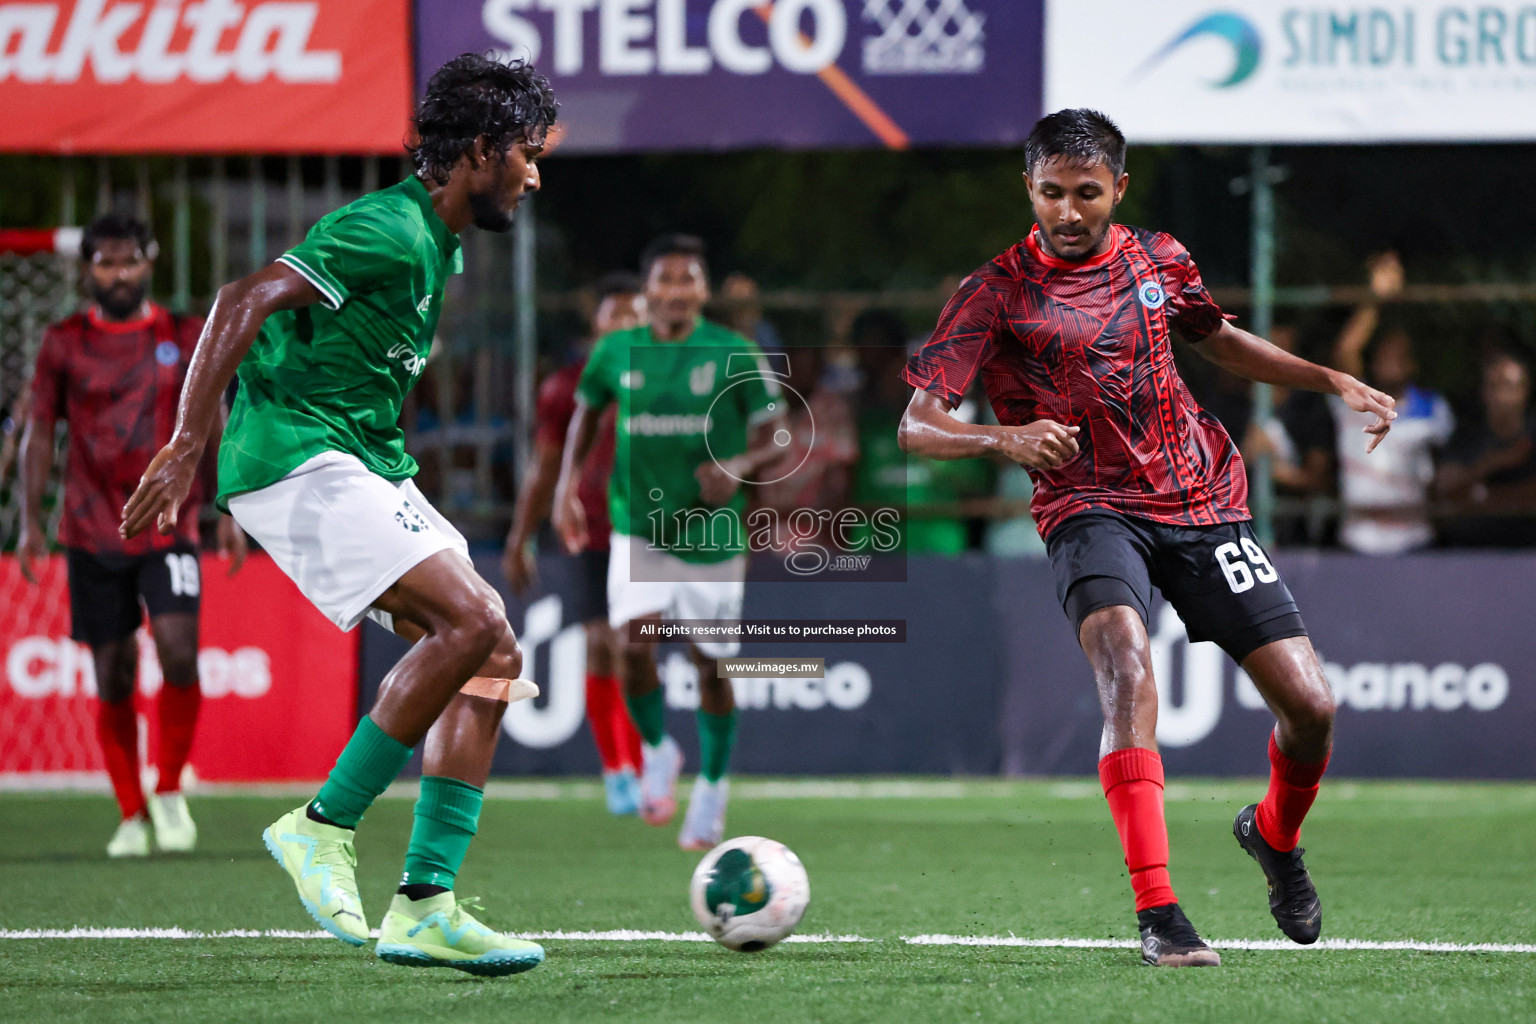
[361,552,1535,780]
[0,0,412,153]
[414,0,1043,152]
[1046,0,1536,142]
[1,553,358,782]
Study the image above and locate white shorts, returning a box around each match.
[227,451,469,631]
[607,532,746,657]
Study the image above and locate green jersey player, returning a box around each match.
[121,55,557,977]
[554,234,786,850]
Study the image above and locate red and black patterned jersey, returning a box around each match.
[903,224,1249,540]
[536,360,615,550]
[28,304,204,554]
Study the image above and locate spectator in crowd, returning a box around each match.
[753,344,858,537]
[1241,324,1337,546]
[1435,347,1536,547]
[1330,253,1453,554]
[718,272,784,353]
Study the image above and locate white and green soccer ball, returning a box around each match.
[689,836,810,952]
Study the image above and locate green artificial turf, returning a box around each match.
[1,779,1532,1024]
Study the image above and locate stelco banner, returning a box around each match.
[414,0,1043,151]
[1,553,357,781]
[0,0,412,153]
[360,552,1535,780]
[1046,0,1536,142]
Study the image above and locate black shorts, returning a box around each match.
[66,543,202,645]
[565,547,611,626]
[1046,512,1307,664]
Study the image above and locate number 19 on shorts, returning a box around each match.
[166,552,200,597]
[1214,538,1277,594]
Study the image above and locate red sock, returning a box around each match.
[97,699,146,820]
[156,683,202,794]
[585,674,630,773]
[615,697,643,772]
[1256,733,1329,853]
[1099,747,1177,912]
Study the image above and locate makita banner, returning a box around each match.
[1046,0,1536,142]
[413,0,1042,152]
[0,553,357,781]
[361,551,1536,779]
[0,0,412,153]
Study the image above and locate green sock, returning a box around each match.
[627,687,668,747]
[310,716,413,828]
[697,709,737,783]
[401,776,484,890]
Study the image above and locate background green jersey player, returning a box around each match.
[553,234,786,850]
[121,55,557,977]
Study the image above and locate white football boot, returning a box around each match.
[148,792,198,852]
[678,776,729,852]
[638,735,683,826]
[106,815,151,858]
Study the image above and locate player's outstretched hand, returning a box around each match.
[1336,375,1397,453]
[120,441,199,539]
[552,486,588,555]
[997,420,1081,470]
[216,515,248,577]
[502,537,539,597]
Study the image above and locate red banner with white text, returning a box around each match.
[0,0,411,153]
[1,553,357,782]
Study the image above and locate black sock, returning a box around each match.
[398,883,450,901]
[306,801,351,830]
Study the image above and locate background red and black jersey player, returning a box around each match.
[17,213,247,858]
[899,108,1398,967]
[502,271,648,816]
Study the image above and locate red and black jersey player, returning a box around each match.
[899,110,1397,967]
[17,214,247,859]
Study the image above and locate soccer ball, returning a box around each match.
[689,836,810,952]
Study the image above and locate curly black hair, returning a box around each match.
[81,212,155,261]
[410,53,558,185]
[1025,108,1126,179]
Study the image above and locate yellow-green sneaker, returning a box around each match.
[261,805,369,946]
[375,892,544,976]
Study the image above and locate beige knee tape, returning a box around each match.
[459,676,540,703]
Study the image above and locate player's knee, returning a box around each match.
[158,652,198,687]
[482,630,523,680]
[449,599,508,665]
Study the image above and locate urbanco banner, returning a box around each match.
[1,553,357,782]
[0,0,413,153]
[413,0,1043,152]
[1045,1,1536,142]
[361,551,1534,779]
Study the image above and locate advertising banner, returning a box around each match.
[360,552,1006,776]
[363,552,1536,780]
[1045,1,1536,143]
[1,553,358,782]
[413,0,1043,152]
[0,0,412,153]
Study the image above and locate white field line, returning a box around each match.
[3,928,1532,953]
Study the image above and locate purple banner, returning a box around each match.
[415,1,1043,152]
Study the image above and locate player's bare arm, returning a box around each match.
[695,416,788,506]
[502,436,563,594]
[898,389,1080,469]
[552,398,603,553]
[15,403,54,585]
[1195,321,1397,453]
[120,264,323,539]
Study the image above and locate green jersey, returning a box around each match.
[217,176,462,509]
[578,319,778,564]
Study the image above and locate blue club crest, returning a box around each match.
[1138,281,1168,310]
